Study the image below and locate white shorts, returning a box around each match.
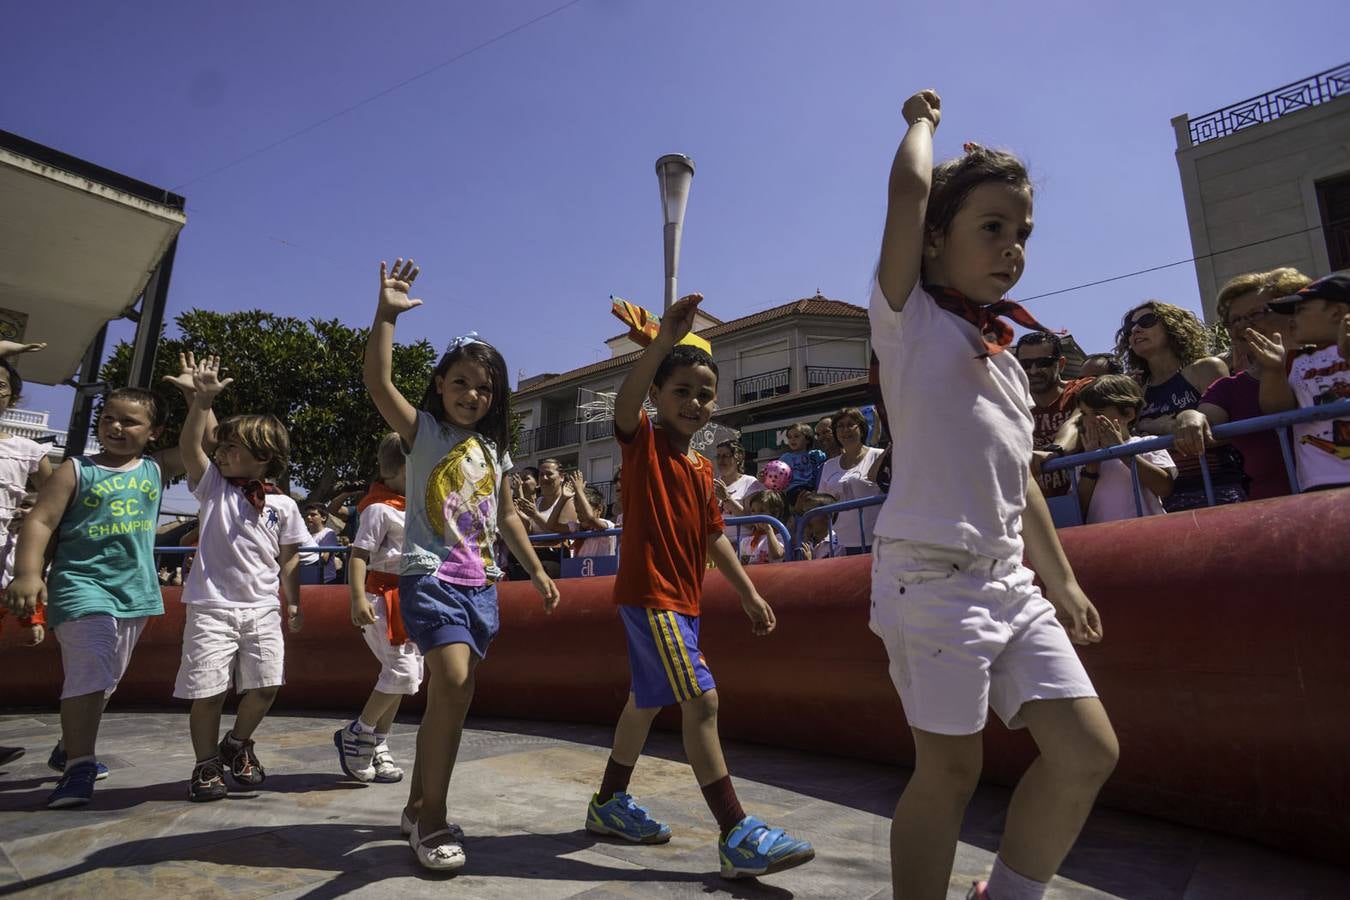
[360,592,424,695]
[54,614,149,700]
[173,605,285,700]
[869,537,1097,736]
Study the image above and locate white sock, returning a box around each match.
[374,731,389,746]
[66,755,96,768]
[351,719,374,734]
[987,856,1047,900]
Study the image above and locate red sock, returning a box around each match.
[597,756,634,804]
[700,774,746,837]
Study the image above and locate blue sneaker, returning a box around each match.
[585,792,672,844]
[47,744,109,780]
[46,760,99,809]
[718,816,815,879]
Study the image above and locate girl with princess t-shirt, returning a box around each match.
[364,258,559,872]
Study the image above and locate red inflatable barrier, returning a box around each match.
[2,489,1346,860]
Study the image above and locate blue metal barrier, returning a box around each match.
[528,514,797,566]
[1042,398,1350,517]
[792,495,884,559]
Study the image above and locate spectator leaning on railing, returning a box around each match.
[1116,300,1246,510]
[1074,376,1176,524]
[1247,270,1350,492]
[794,491,840,560]
[1173,268,1310,500]
[816,407,884,555]
[1016,332,1092,498]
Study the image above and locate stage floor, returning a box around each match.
[0,711,1340,898]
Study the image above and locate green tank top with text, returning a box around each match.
[46,456,164,628]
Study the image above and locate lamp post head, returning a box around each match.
[656,154,695,227]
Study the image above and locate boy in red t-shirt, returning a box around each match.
[583,294,814,880]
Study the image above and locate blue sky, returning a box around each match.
[3,0,1345,507]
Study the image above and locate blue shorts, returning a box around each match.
[398,573,499,659]
[618,605,716,709]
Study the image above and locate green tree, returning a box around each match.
[99,309,436,496]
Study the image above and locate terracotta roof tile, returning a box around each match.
[516,294,864,397]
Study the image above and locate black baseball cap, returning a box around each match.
[1268,270,1350,314]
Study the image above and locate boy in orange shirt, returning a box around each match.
[583,294,814,880]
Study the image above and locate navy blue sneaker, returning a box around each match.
[47,743,109,780]
[718,816,815,879]
[46,760,99,809]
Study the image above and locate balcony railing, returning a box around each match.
[806,365,868,387]
[734,367,790,405]
[586,418,614,441]
[1188,62,1350,145]
[519,421,580,455]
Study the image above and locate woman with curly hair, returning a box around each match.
[1114,301,1246,510]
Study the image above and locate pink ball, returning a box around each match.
[758,460,791,492]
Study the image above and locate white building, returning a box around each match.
[1172,62,1350,321]
[511,293,872,502]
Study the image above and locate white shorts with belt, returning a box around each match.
[869,537,1097,736]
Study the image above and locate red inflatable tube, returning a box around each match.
[2,490,1346,860]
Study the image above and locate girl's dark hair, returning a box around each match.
[750,489,786,520]
[419,340,511,454]
[924,144,1031,273]
[0,359,22,406]
[653,344,719,388]
[1077,374,1145,414]
[786,422,815,447]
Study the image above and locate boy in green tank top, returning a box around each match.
[6,376,214,810]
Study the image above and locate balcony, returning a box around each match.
[519,421,580,456]
[586,418,614,441]
[1187,62,1350,145]
[806,365,868,388]
[733,368,790,405]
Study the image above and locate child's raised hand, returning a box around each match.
[531,569,561,613]
[378,259,422,317]
[162,351,201,394]
[191,355,233,399]
[741,591,777,636]
[1244,327,1286,372]
[0,340,47,358]
[655,293,703,347]
[901,89,941,129]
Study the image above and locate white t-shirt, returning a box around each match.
[738,532,780,565]
[570,518,617,557]
[1287,344,1350,491]
[182,463,309,607]
[817,446,885,549]
[1084,437,1175,524]
[0,434,45,536]
[869,278,1035,560]
[720,473,764,517]
[353,503,405,575]
[809,534,839,560]
[300,525,337,582]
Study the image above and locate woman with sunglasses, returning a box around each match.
[1114,301,1245,510]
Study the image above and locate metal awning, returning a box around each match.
[0,130,185,387]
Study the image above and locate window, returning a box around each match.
[1316,172,1350,271]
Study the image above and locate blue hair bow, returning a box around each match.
[446,332,484,354]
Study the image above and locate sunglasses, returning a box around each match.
[1128,312,1161,331]
[1018,357,1059,371]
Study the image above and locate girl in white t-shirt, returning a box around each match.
[365,258,559,872]
[737,490,785,565]
[869,91,1117,900]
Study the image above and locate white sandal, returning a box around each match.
[402,809,464,842]
[410,821,466,871]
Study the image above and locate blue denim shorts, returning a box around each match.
[398,573,499,658]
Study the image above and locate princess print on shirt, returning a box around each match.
[423,437,499,584]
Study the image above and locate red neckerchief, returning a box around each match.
[227,478,282,513]
[357,481,407,513]
[925,283,1058,358]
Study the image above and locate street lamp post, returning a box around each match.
[655,153,695,311]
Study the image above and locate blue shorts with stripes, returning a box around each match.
[618,605,716,709]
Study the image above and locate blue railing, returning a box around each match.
[529,514,796,564]
[1042,398,1350,518]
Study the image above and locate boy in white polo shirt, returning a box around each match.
[173,356,308,802]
